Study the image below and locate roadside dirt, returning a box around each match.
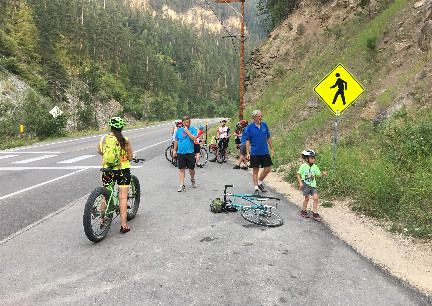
[263,169,432,296]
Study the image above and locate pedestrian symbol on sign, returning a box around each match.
[330,73,347,105]
[314,63,364,116]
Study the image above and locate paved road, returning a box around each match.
[0,120,430,305]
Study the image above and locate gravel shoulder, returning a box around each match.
[263,169,432,296]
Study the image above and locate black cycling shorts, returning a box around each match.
[218,138,229,149]
[177,153,196,170]
[101,169,131,187]
[194,143,201,154]
[249,154,273,168]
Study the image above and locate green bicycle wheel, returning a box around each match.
[83,187,113,242]
[240,207,283,227]
[127,175,140,220]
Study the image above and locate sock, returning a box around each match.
[258,180,262,185]
[254,186,259,190]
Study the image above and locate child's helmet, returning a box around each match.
[174,120,182,125]
[236,122,241,128]
[197,124,203,130]
[108,117,125,129]
[220,119,227,123]
[302,149,317,159]
[240,120,248,127]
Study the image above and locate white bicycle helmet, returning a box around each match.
[302,149,317,159]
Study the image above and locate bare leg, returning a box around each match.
[303,196,309,211]
[312,194,319,213]
[118,186,129,228]
[259,166,271,181]
[179,168,185,186]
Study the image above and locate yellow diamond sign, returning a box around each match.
[314,63,364,116]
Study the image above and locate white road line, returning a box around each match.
[57,155,95,164]
[12,155,57,164]
[0,168,88,201]
[0,151,62,154]
[0,166,100,170]
[134,139,171,153]
[0,155,18,160]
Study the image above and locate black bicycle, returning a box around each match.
[83,157,144,242]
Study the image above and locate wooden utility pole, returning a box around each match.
[215,0,245,120]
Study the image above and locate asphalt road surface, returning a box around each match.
[0,120,430,305]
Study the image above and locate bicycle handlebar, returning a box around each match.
[132,157,145,163]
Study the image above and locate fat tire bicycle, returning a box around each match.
[221,185,283,227]
[83,157,144,242]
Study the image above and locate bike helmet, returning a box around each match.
[302,149,318,159]
[220,119,227,123]
[108,117,125,129]
[174,120,181,125]
[197,124,203,130]
[240,120,248,127]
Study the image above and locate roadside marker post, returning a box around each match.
[205,122,208,144]
[20,125,24,133]
[314,63,364,170]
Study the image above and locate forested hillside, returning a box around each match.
[0,0,264,142]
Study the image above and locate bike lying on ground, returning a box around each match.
[83,157,145,242]
[219,184,283,227]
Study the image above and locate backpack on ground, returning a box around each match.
[210,198,237,213]
[100,135,121,168]
[210,198,224,213]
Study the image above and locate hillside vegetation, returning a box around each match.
[243,0,432,239]
[0,0,262,146]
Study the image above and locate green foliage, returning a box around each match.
[21,89,68,139]
[253,0,431,238]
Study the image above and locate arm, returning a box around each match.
[227,131,231,139]
[246,139,250,161]
[318,172,327,177]
[183,127,197,142]
[126,140,133,161]
[173,139,179,158]
[296,173,304,189]
[97,143,103,156]
[267,137,275,157]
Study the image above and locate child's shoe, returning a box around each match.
[300,210,309,218]
[311,212,323,220]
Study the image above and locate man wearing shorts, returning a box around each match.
[245,110,275,195]
[173,116,198,192]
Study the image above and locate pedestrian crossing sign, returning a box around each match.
[314,63,364,116]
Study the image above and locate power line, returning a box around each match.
[202,0,238,53]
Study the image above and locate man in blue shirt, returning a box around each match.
[173,116,198,192]
[244,110,275,194]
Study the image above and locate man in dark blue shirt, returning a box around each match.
[244,110,275,194]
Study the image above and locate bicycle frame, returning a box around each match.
[224,185,277,211]
[222,185,283,227]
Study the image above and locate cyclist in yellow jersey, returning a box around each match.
[97,117,133,233]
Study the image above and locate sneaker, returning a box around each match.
[191,179,197,188]
[197,164,203,168]
[120,226,130,233]
[209,158,216,162]
[300,210,309,218]
[242,166,248,170]
[253,189,260,195]
[258,183,267,192]
[233,165,241,169]
[311,213,323,220]
[177,185,185,192]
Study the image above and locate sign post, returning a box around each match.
[314,63,364,169]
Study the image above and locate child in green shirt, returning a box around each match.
[296,150,327,220]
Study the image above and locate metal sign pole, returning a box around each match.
[333,115,339,170]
